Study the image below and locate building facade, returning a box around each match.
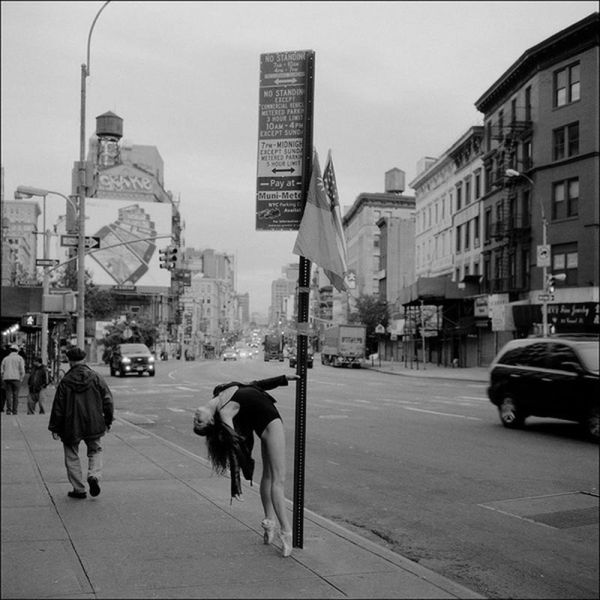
[474,11,599,339]
[343,169,416,298]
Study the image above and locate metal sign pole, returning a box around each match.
[292,51,315,549]
[293,257,311,548]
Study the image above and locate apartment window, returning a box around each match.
[552,243,578,286]
[552,178,579,220]
[522,190,531,227]
[554,63,580,107]
[464,220,470,250]
[474,171,481,199]
[485,164,493,193]
[484,208,492,242]
[510,98,517,123]
[465,178,471,205]
[486,121,492,152]
[553,122,579,160]
[521,248,530,289]
[525,86,532,121]
[522,139,533,171]
[456,225,461,253]
[456,184,463,211]
[474,215,480,247]
[498,110,504,136]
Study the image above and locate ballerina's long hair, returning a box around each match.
[194,386,246,475]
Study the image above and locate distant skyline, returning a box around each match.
[2,1,597,315]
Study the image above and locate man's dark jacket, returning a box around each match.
[48,364,114,445]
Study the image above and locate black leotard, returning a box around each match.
[220,375,289,455]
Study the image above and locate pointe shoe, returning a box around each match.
[261,519,276,544]
[279,530,293,557]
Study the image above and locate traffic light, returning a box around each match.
[166,246,179,270]
[159,247,169,269]
[546,272,566,293]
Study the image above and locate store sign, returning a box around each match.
[474,295,489,318]
[547,302,599,329]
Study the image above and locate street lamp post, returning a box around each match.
[77,0,111,350]
[505,168,550,336]
[16,186,79,363]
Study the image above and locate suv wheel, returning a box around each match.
[582,405,599,441]
[498,394,525,428]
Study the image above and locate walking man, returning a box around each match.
[1,344,26,415]
[48,347,114,499]
[27,356,49,414]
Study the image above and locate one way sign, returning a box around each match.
[60,235,100,249]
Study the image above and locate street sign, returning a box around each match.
[60,234,100,249]
[537,244,550,267]
[36,258,59,267]
[538,293,554,302]
[256,50,314,231]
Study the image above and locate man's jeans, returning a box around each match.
[63,438,103,493]
[27,391,45,414]
[3,380,21,414]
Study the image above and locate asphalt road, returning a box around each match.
[106,357,599,599]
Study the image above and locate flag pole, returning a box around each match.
[293,51,315,549]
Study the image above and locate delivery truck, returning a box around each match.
[263,333,284,362]
[321,324,367,368]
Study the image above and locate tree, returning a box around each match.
[348,294,389,355]
[51,266,115,319]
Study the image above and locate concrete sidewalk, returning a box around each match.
[364,359,489,383]
[1,408,484,599]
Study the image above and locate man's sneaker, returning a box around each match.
[87,476,101,497]
[67,490,87,499]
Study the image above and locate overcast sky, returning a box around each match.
[2,1,597,316]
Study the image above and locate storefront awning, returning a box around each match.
[397,275,479,306]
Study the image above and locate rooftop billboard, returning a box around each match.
[84,197,172,290]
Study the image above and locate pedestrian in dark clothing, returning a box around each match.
[193,374,299,557]
[1,344,26,415]
[27,356,49,414]
[48,347,114,499]
[0,345,10,412]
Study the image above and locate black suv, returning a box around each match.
[110,343,155,377]
[487,336,599,440]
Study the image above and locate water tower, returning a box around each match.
[95,111,123,168]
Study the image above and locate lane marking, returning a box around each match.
[403,407,482,420]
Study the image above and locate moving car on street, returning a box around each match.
[222,348,238,361]
[487,335,599,440]
[110,343,155,377]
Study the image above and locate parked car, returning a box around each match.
[222,348,238,361]
[289,350,313,369]
[110,343,155,377]
[487,335,599,440]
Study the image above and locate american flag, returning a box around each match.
[322,150,348,275]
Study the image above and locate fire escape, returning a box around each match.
[482,118,533,297]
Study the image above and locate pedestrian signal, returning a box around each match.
[21,313,42,328]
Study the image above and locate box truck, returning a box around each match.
[263,333,284,362]
[321,324,366,368]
